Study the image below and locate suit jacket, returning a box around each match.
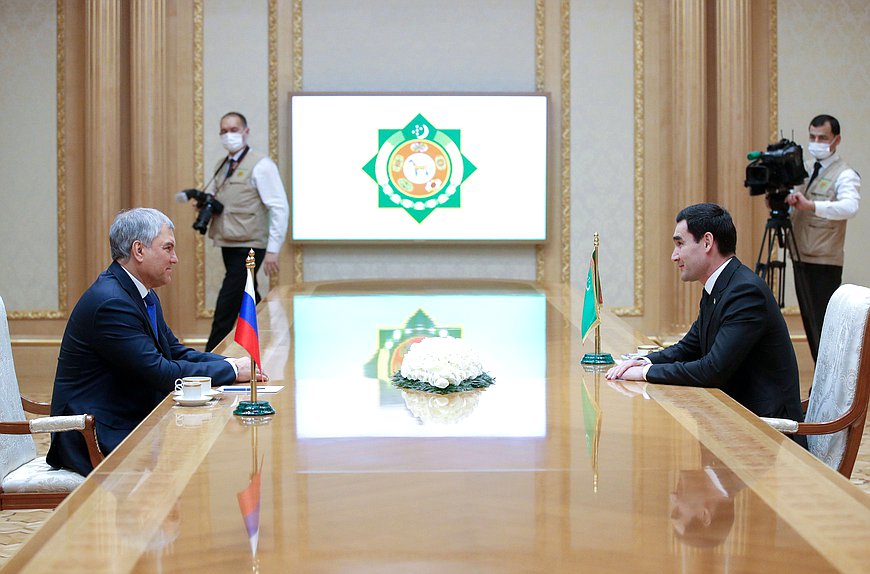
[47,262,236,475]
[646,258,804,422]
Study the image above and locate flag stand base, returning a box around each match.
[234,401,276,416]
[581,353,614,365]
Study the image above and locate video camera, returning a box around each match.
[744,138,808,217]
[175,189,224,234]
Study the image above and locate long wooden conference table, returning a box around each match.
[4,281,869,572]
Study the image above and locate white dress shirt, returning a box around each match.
[809,153,861,220]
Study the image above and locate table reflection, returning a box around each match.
[293,292,547,438]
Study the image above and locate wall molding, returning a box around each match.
[10,0,67,320]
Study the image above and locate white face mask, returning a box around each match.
[808,141,832,160]
[221,132,245,153]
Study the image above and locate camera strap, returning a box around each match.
[210,146,250,198]
[225,146,250,180]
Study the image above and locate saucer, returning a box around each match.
[174,389,221,398]
[172,396,213,407]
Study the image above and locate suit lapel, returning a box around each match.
[108,262,170,356]
[701,258,740,352]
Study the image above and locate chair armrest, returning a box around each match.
[21,395,51,415]
[760,417,799,433]
[29,415,89,433]
[0,421,33,434]
[0,414,104,470]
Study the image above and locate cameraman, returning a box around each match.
[786,114,861,362]
[202,111,289,352]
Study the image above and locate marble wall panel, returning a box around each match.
[569,0,636,307]
[0,0,59,311]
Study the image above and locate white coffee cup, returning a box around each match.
[175,377,210,400]
[636,344,661,357]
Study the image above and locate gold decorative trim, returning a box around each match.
[769,0,778,143]
[193,0,210,318]
[560,0,570,285]
[769,4,798,316]
[10,338,62,347]
[294,247,304,285]
[534,0,544,93]
[292,0,302,92]
[534,0,545,282]
[613,0,645,317]
[268,0,280,288]
[10,0,67,320]
[292,0,304,281]
[268,0,278,160]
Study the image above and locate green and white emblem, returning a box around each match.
[362,113,476,223]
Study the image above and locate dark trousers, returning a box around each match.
[205,247,266,352]
[793,261,842,362]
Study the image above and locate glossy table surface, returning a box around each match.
[4,281,869,573]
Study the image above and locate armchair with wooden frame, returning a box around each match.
[762,284,870,478]
[0,296,103,510]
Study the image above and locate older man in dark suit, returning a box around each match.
[47,208,265,476]
[606,203,805,433]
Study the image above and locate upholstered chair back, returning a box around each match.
[0,296,38,480]
[805,284,870,471]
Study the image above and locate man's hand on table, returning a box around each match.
[605,357,648,381]
[230,357,270,383]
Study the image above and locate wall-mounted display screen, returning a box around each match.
[290,93,548,241]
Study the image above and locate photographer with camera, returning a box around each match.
[786,114,861,362]
[189,111,289,352]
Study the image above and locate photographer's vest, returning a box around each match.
[207,149,269,249]
[792,158,851,266]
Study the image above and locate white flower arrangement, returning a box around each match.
[392,336,495,394]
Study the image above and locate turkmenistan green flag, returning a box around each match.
[580,377,601,467]
[580,249,603,343]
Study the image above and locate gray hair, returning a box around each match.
[109,208,175,261]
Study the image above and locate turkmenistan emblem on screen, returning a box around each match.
[362,113,476,223]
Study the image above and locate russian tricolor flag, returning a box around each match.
[234,270,261,368]
[237,459,263,557]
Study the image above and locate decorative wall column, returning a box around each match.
[669,0,707,331]
[85,0,122,279]
[714,0,754,264]
[540,0,568,284]
[130,0,166,209]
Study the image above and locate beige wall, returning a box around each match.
[0,0,59,312]
[778,0,870,292]
[2,0,869,343]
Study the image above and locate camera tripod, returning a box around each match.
[754,209,800,308]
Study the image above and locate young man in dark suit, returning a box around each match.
[606,203,805,427]
[47,208,266,476]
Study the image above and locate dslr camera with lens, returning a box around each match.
[175,189,224,235]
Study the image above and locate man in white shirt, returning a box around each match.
[786,114,861,362]
[199,112,290,352]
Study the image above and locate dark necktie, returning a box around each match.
[144,291,159,336]
[806,161,822,189]
[226,157,238,178]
